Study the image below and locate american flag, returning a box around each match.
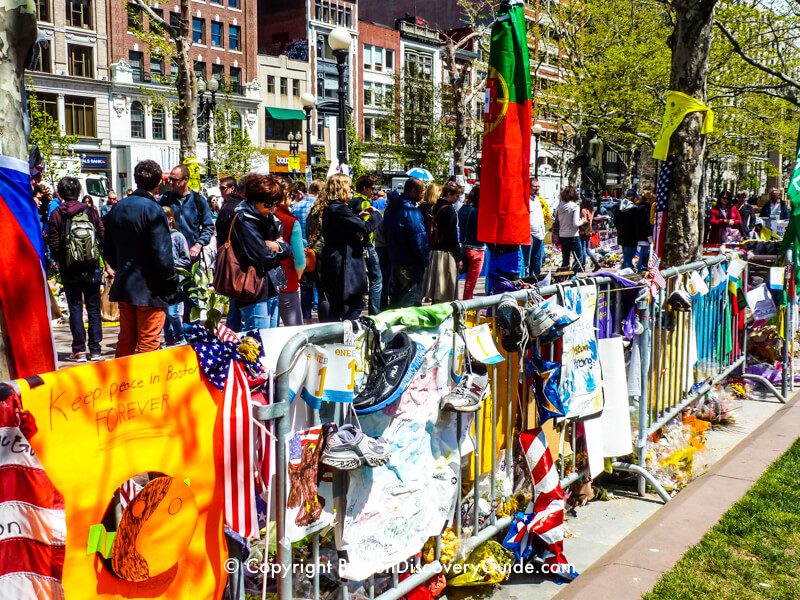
[647,156,674,295]
[288,428,323,464]
[191,323,263,539]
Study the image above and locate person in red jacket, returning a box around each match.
[708,190,742,245]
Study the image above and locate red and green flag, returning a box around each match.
[777,125,800,289]
[478,0,532,245]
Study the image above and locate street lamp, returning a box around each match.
[300,92,316,178]
[197,77,219,181]
[329,26,352,167]
[532,122,544,178]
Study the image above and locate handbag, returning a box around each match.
[304,218,321,273]
[213,213,265,303]
[551,212,561,246]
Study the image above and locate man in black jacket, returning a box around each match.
[47,176,104,361]
[160,164,215,260]
[104,160,178,357]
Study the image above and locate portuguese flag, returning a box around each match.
[478,0,532,245]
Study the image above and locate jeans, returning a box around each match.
[164,303,184,345]
[580,238,597,263]
[529,237,544,276]
[279,290,303,326]
[239,299,273,331]
[116,303,166,357]
[559,236,583,274]
[365,245,382,315]
[391,265,426,308]
[637,242,651,271]
[463,248,485,300]
[300,283,314,321]
[266,295,280,328]
[621,246,637,270]
[227,298,242,332]
[63,279,102,355]
[376,246,392,311]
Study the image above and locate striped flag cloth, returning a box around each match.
[647,156,674,295]
[502,428,576,580]
[0,156,56,377]
[0,391,66,599]
[192,323,259,539]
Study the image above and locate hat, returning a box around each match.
[626,189,636,197]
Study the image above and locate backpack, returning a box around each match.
[65,209,100,267]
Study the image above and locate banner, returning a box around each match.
[477,0,532,245]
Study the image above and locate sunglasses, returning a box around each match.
[169,176,187,183]
[221,185,235,190]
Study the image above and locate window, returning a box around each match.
[64,96,95,137]
[363,45,372,69]
[192,17,205,44]
[67,0,92,29]
[229,67,242,86]
[229,0,240,8]
[406,51,433,80]
[151,57,163,80]
[229,25,241,51]
[211,22,223,47]
[152,106,165,140]
[35,92,58,122]
[292,79,300,97]
[231,111,242,137]
[322,2,328,22]
[280,77,287,95]
[265,116,302,141]
[374,48,383,72]
[150,8,163,31]
[338,6,344,25]
[267,75,275,93]
[364,117,373,141]
[170,12,181,30]
[346,7,351,27]
[211,63,224,84]
[315,0,321,20]
[130,101,145,139]
[33,44,52,73]
[321,75,337,99]
[128,5,142,31]
[129,51,143,82]
[172,109,181,141]
[36,0,51,22]
[68,45,93,78]
[194,61,206,81]
[364,82,372,106]
[210,0,221,4]
[385,50,394,73]
[317,115,325,140]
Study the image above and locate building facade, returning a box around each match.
[106,0,260,191]
[29,0,113,184]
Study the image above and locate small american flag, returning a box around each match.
[648,156,674,295]
[288,428,323,464]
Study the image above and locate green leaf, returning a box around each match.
[190,307,202,322]
[176,268,193,278]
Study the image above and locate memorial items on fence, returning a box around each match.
[596,337,634,458]
[0,389,66,600]
[463,323,504,364]
[13,345,227,599]
[746,284,778,322]
[528,350,566,426]
[446,541,513,587]
[559,285,603,419]
[284,427,335,542]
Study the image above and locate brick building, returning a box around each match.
[107,0,261,190]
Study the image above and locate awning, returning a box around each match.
[265,107,306,120]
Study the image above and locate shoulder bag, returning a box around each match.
[213,213,265,303]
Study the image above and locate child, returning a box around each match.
[163,206,190,346]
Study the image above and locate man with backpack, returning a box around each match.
[47,176,105,361]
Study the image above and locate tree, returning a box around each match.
[211,98,261,177]
[346,116,366,180]
[129,0,199,160]
[27,84,80,187]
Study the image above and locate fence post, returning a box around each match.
[783,249,792,398]
[636,293,652,497]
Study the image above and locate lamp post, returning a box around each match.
[329,26,352,167]
[197,77,219,181]
[300,92,315,179]
[531,122,544,178]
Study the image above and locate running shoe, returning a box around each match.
[321,424,391,469]
[353,331,426,414]
[494,294,525,352]
[69,352,87,362]
[441,371,489,413]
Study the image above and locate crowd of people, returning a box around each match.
[39,161,493,361]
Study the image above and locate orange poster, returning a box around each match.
[16,345,227,599]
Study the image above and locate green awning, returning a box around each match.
[265,107,306,120]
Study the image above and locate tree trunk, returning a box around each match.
[662,0,717,268]
[445,40,468,177]
[0,1,39,380]
[176,0,197,159]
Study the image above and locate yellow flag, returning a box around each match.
[653,91,715,161]
[183,157,202,191]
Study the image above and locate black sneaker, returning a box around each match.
[494,294,525,352]
[353,331,426,415]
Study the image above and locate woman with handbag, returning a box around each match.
[218,174,292,331]
[320,174,382,321]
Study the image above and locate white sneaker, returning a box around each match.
[442,371,489,413]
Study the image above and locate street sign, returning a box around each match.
[305,166,313,183]
[288,156,300,172]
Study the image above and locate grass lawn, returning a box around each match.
[643,438,800,600]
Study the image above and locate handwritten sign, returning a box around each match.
[17,345,226,600]
[464,324,505,364]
